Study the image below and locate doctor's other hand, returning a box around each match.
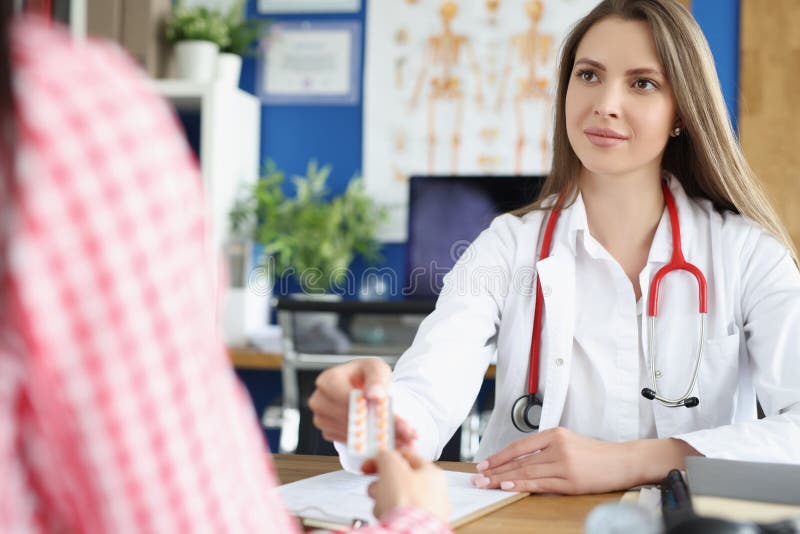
[472,427,699,495]
[308,357,418,447]
[362,448,451,524]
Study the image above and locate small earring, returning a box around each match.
[671,127,681,137]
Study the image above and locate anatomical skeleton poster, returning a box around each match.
[363,0,600,240]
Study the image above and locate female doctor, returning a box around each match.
[310,0,800,495]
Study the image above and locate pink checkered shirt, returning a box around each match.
[0,18,450,534]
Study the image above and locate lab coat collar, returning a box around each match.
[563,190,588,258]
[549,172,695,265]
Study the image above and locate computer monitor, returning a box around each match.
[405,175,545,299]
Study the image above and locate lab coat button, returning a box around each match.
[542,285,552,297]
[555,358,564,367]
[655,370,663,379]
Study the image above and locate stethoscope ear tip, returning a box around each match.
[641,388,656,400]
[683,397,699,408]
[641,389,700,408]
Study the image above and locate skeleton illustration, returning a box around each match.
[495,0,554,173]
[408,1,484,174]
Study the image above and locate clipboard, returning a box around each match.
[278,469,529,530]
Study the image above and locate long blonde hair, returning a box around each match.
[518,0,798,263]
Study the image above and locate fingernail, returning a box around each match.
[470,475,490,488]
[366,385,386,399]
[476,461,489,472]
[500,481,515,491]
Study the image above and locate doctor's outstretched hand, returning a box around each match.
[471,427,700,494]
[308,357,418,447]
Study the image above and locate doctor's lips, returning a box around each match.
[584,127,628,147]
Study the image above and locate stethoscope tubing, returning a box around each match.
[526,198,562,400]
[517,182,708,430]
[646,313,706,406]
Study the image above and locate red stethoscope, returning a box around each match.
[511,182,708,433]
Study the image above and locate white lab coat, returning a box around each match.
[336,175,800,470]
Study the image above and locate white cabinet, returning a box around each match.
[152,80,261,254]
[153,81,266,346]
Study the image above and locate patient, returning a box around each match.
[0,10,450,533]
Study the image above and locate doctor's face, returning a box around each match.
[565,17,678,179]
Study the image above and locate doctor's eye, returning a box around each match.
[633,78,659,91]
[575,69,599,83]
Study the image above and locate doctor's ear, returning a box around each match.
[670,118,684,138]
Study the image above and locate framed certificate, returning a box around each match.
[258,0,361,13]
[258,21,362,105]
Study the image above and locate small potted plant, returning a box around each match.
[230,159,387,295]
[165,1,230,82]
[217,0,268,87]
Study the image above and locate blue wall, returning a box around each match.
[693,0,740,133]
[241,2,367,198]
[239,0,741,297]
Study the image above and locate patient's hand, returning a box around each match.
[362,448,450,523]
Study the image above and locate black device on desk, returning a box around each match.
[661,469,799,534]
[666,516,797,534]
[662,469,696,530]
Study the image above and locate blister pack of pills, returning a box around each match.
[347,389,395,458]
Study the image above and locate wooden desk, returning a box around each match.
[228,347,497,378]
[228,346,283,370]
[273,454,623,533]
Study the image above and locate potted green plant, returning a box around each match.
[230,159,387,295]
[165,1,230,82]
[217,0,269,87]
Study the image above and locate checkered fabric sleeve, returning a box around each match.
[0,17,450,534]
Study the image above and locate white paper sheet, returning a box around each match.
[278,469,524,527]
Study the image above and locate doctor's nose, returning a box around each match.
[592,88,622,119]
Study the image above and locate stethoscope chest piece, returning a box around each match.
[511,393,543,432]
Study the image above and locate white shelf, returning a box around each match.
[154,80,268,346]
[153,80,261,255]
[151,79,213,110]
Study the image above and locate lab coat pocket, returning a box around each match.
[698,329,742,427]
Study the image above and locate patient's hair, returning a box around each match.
[0,1,14,287]
[0,0,14,178]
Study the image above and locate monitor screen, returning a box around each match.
[405,175,545,299]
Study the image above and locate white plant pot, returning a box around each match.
[217,52,243,87]
[174,40,219,82]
